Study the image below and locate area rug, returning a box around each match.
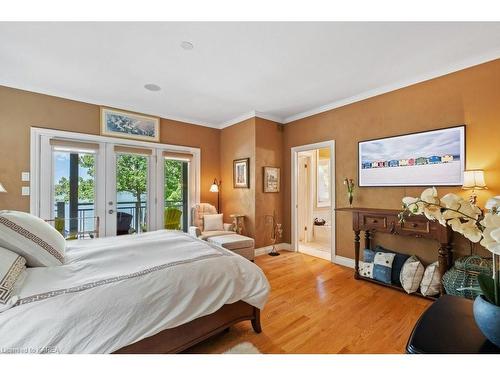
[223,342,261,354]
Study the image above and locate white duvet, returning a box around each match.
[0,230,270,354]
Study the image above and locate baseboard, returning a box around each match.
[255,243,291,256]
[333,255,355,268]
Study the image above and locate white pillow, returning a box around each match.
[420,261,441,296]
[358,261,374,279]
[203,214,224,231]
[0,210,66,267]
[400,255,425,294]
[0,246,26,311]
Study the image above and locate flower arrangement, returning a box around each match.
[344,178,355,207]
[399,188,500,306]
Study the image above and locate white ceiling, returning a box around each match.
[1,22,500,128]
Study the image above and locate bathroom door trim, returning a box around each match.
[291,140,336,262]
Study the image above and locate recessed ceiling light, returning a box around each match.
[144,83,161,92]
[180,41,194,50]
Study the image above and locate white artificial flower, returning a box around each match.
[480,228,496,249]
[448,218,482,243]
[420,187,439,204]
[402,197,424,214]
[480,212,500,228]
[485,196,500,210]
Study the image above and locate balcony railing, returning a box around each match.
[54,199,186,235]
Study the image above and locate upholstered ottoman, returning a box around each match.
[208,234,255,261]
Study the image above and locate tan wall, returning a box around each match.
[0,85,220,212]
[220,118,256,238]
[283,59,500,262]
[255,118,284,248]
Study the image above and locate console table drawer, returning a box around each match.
[361,214,387,229]
[400,219,430,234]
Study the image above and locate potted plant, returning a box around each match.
[399,188,500,346]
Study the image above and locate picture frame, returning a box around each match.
[263,166,280,193]
[100,107,160,142]
[233,158,250,188]
[358,125,466,187]
[316,158,331,207]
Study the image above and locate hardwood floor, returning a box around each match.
[185,251,432,354]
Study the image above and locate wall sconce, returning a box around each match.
[462,170,487,205]
[210,178,221,213]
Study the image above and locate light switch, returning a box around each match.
[21,172,30,182]
[21,186,30,196]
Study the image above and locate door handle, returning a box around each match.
[108,209,114,214]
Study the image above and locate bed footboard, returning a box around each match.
[114,301,261,354]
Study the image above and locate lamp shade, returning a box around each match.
[0,183,6,193]
[462,170,487,190]
[209,179,219,193]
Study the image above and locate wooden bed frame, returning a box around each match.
[114,301,261,354]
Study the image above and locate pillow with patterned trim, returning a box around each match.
[0,211,65,267]
[400,255,425,294]
[420,261,441,297]
[0,246,26,311]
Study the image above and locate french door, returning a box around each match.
[35,129,199,238]
[104,145,155,237]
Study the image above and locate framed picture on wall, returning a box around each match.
[317,158,331,207]
[233,158,250,188]
[358,125,465,187]
[100,107,160,142]
[263,166,280,193]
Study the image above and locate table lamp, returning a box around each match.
[462,170,487,205]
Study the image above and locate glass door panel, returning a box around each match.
[52,150,97,239]
[115,153,149,235]
[164,158,189,231]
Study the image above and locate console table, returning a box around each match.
[337,207,453,298]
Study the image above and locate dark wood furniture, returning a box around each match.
[337,207,453,298]
[114,301,261,354]
[407,295,500,353]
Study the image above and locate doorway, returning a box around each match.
[291,141,335,262]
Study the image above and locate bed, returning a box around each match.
[0,230,270,354]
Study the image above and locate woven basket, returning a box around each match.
[442,255,492,300]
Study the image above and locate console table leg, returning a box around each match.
[354,230,361,279]
[438,243,450,295]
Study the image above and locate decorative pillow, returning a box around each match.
[363,249,396,284]
[374,245,410,286]
[203,214,224,232]
[0,246,26,310]
[400,255,425,294]
[0,210,65,267]
[420,261,441,297]
[359,261,374,278]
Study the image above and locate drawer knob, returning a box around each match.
[411,223,418,228]
[372,219,378,223]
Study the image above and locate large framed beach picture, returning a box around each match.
[100,107,160,142]
[358,125,465,187]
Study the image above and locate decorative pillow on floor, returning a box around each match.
[363,249,395,284]
[420,261,441,297]
[0,246,26,311]
[203,213,224,231]
[0,210,65,267]
[374,245,410,286]
[400,255,425,294]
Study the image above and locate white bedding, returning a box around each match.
[0,230,270,354]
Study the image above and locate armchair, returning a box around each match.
[189,203,235,240]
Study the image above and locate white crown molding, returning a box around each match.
[283,51,500,124]
[217,110,284,129]
[217,111,257,129]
